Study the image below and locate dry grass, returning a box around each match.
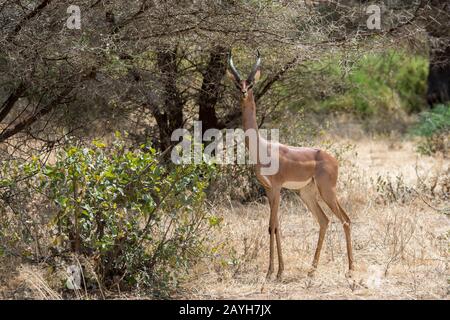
[1,137,448,300]
[185,138,450,300]
[0,265,62,300]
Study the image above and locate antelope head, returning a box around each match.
[227,50,261,99]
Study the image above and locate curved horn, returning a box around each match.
[228,51,241,82]
[247,49,261,82]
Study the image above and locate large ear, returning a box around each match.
[253,69,261,83]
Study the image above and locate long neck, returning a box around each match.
[241,90,266,161]
[241,90,258,132]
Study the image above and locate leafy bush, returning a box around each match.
[1,134,217,296]
[412,104,450,155]
[412,104,450,137]
[293,50,428,117]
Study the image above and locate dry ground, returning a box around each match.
[186,138,450,299]
[1,137,448,300]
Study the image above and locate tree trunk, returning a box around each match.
[0,83,26,123]
[198,46,228,135]
[427,45,450,106]
[155,47,184,150]
[423,0,450,107]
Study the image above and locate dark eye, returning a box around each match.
[234,83,241,90]
[247,82,254,90]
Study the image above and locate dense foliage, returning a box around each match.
[1,135,217,295]
[290,50,428,117]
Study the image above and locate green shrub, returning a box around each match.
[350,51,427,115]
[292,50,428,117]
[412,104,450,155]
[1,134,218,296]
[412,104,450,137]
[394,54,429,113]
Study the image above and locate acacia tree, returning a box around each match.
[0,0,435,154]
[0,0,303,151]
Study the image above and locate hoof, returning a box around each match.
[266,270,274,280]
[345,269,355,278]
[307,267,317,277]
[276,272,283,281]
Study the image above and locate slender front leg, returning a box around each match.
[266,187,282,280]
[275,218,284,280]
[267,225,275,279]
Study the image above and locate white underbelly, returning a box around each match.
[282,179,312,190]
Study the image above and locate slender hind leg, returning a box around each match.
[337,201,354,271]
[315,180,354,271]
[299,182,329,276]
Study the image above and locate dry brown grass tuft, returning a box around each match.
[186,139,450,300]
[0,265,63,300]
